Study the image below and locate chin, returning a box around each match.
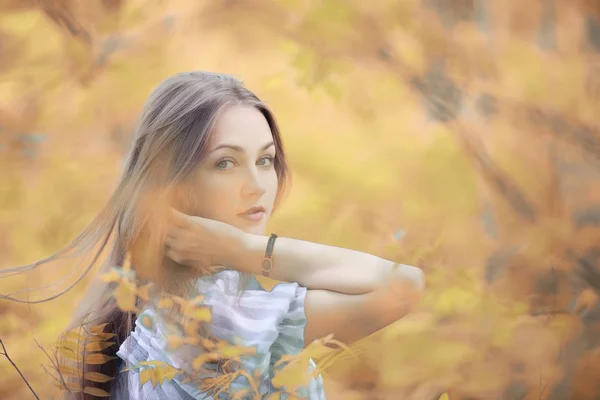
[244,224,267,235]
[235,219,268,235]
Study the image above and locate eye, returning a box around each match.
[258,155,275,167]
[215,158,236,170]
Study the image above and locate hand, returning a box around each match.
[164,208,245,269]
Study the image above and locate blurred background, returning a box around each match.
[1,0,600,399]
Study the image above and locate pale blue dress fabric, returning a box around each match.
[111,270,326,399]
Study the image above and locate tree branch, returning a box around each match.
[0,338,40,400]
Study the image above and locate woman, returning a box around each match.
[2,71,424,399]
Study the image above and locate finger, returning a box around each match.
[164,234,177,249]
[164,246,184,264]
[169,207,190,228]
[165,222,184,241]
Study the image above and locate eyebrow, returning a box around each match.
[210,141,275,153]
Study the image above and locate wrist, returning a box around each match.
[225,232,266,273]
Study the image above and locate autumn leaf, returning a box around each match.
[114,279,137,311]
[137,361,181,387]
[136,283,153,301]
[84,353,117,365]
[439,393,449,400]
[5,2,600,399]
[82,386,111,397]
[89,323,109,334]
[187,294,206,306]
[170,295,188,307]
[99,269,122,283]
[84,371,113,383]
[62,329,85,342]
[86,341,116,352]
[157,297,174,309]
[58,365,81,378]
[57,346,82,362]
[87,332,116,341]
[272,360,312,391]
[197,338,217,351]
[192,352,220,370]
[214,342,257,358]
[182,305,212,322]
[139,368,154,388]
[184,320,201,337]
[59,382,83,393]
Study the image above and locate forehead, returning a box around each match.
[209,105,273,148]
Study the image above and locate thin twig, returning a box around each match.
[34,338,71,392]
[0,338,40,399]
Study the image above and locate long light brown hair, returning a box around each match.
[1,71,290,398]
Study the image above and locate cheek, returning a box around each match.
[265,173,280,209]
[193,175,238,217]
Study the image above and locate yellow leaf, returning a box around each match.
[114,282,137,311]
[84,372,113,383]
[152,366,167,387]
[86,341,116,352]
[58,337,84,353]
[57,346,82,362]
[84,353,117,365]
[137,361,180,388]
[192,352,220,370]
[60,382,83,392]
[82,386,111,397]
[88,332,116,341]
[162,366,179,382]
[188,295,205,306]
[122,253,132,273]
[215,343,257,358]
[90,324,109,334]
[57,365,81,378]
[139,368,153,387]
[198,338,216,351]
[99,269,122,283]
[136,283,153,301]
[439,393,449,400]
[62,330,85,343]
[184,321,200,337]
[184,306,212,322]
[272,359,312,390]
[157,297,174,309]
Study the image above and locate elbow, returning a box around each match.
[362,266,424,337]
[404,264,425,292]
[394,264,425,292]
[392,264,425,309]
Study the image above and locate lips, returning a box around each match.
[238,206,266,222]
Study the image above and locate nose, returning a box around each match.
[241,167,266,198]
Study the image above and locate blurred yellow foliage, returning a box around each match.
[2,0,600,399]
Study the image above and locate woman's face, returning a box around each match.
[191,105,279,235]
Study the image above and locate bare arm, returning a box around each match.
[167,208,424,295]
[165,210,425,344]
[303,274,422,344]
[232,235,425,344]
[231,233,424,295]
